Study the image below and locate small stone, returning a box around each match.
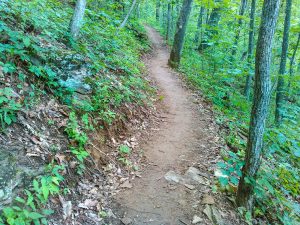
[192,215,203,224]
[201,194,215,205]
[121,217,132,225]
[164,171,182,183]
[185,167,210,185]
[184,184,195,190]
[120,180,133,189]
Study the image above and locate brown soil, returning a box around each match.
[108,27,242,225]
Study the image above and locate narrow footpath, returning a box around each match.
[111,26,240,225]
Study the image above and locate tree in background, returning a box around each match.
[275,0,292,125]
[156,0,161,22]
[194,5,204,44]
[236,0,280,211]
[244,0,256,99]
[119,0,138,29]
[70,0,87,39]
[198,0,222,51]
[169,0,193,68]
[231,0,248,57]
[287,32,300,95]
[166,1,172,41]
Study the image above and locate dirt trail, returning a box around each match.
[111,27,238,225]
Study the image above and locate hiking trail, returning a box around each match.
[111,26,239,225]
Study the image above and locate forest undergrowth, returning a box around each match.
[0,1,154,224]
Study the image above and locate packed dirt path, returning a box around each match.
[111,26,239,225]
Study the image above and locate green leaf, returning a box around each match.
[33,179,39,192]
[41,177,49,200]
[42,209,54,216]
[23,37,31,47]
[28,212,44,220]
[4,114,12,125]
[119,145,130,154]
[230,176,239,186]
[16,196,26,204]
[217,162,227,169]
[292,144,300,157]
[219,177,229,187]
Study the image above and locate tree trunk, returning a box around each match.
[136,2,140,19]
[198,0,222,51]
[70,0,87,40]
[287,32,300,95]
[168,0,193,68]
[244,0,256,99]
[236,0,280,211]
[275,0,292,125]
[194,6,204,44]
[231,0,248,56]
[119,0,137,29]
[166,2,172,41]
[156,0,160,22]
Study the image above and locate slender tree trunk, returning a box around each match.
[198,0,222,51]
[194,6,204,44]
[232,0,248,56]
[275,0,292,125]
[166,2,172,41]
[244,0,256,99]
[70,0,87,40]
[136,2,140,19]
[156,0,161,22]
[119,0,137,29]
[169,0,193,68]
[287,32,300,95]
[236,0,280,211]
[176,0,181,16]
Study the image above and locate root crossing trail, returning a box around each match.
[111,27,237,225]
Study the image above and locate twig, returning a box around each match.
[89,142,118,166]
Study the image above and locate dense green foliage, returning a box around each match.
[0,0,152,224]
[140,0,300,224]
[1,0,299,224]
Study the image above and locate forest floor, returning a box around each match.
[107,27,242,225]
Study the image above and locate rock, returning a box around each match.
[164,171,182,183]
[58,54,93,93]
[120,180,133,189]
[201,194,215,205]
[78,199,98,209]
[121,217,132,225]
[192,215,203,224]
[184,184,195,190]
[0,144,44,209]
[203,205,224,225]
[203,205,213,221]
[185,167,210,185]
[59,196,72,220]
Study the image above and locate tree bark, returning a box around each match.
[244,0,256,99]
[194,6,204,44]
[198,0,222,51]
[231,0,248,56]
[275,0,292,125]
[70,0,87,40]
[236,0,280,211]
[168,0,193,68]
[287,32,300,95]
[156,0,161,22]
[119,0,137,29]
[166,2,172,41]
